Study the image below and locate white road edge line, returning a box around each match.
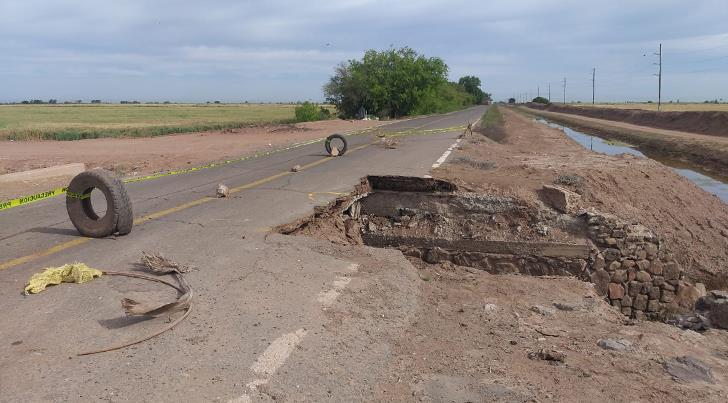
[432,138,462,169]
[429,108,484,170]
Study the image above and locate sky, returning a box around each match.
[2,0,728,103]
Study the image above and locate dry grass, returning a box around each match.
[574,103,728,112]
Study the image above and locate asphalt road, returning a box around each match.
[0,105,486,402]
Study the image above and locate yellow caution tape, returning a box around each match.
[0,123,469,212]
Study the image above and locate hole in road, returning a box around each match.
[276,175,697,326]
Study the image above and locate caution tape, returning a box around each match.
[0,123,469,212]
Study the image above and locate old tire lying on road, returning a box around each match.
[325,134,348,156]
[66,168,133,238]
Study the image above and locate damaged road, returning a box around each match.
[3,104,728,402]
[0,107,491,402]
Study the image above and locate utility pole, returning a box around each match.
[592,68,596,105]
[562,77,567,104]
[548,83,551,102]
[654,43,662,111]
[537,86,540,98]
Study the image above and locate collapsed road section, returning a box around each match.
[279,175,721,327]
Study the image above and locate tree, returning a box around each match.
[457,76,485,104]
[324,47,453,118]
[532,96,550,104]
[508,98,516,104]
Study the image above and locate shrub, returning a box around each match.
[508,98,516,104]
[532,96,550,105]
[294,102,332,122]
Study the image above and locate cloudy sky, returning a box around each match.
[2,0,727,103]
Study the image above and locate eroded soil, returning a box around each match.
[439,108,728,289]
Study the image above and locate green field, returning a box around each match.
[0,103,301,141]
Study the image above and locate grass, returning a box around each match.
[0,103,303,141]
[478,105,507,142]
[574,103,728,112]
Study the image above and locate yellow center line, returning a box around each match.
[0,142,376,272]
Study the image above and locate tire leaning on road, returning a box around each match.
[66,168,133,238]
[325,134,348,156]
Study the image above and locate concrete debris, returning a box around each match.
[216,183,229,198]
[694,290,728,329]
[667,313,711,332]
[663,356,714,384]
[597,338,634,352]
[291,164,301,172]
[541,184,581,214]
[382,138,399,149]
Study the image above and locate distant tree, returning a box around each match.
[48,99,57,104]
[91,100,101,104]
[21,100,30,104]
[508,98,516,104]
[213,101,221,104]
[324,47,452,118]
[531,96,550,104]
[458,76,485,104]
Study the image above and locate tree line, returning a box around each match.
[324,47,490,119]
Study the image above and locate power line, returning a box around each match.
[653,43,662,111]
[592,68,596,105]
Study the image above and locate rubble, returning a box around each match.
[527,349,566,363]
[597,338,633,352]
[663,356,715,384]
[541,185,581,214]
[216,183,229,198]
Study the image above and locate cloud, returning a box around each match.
[0,0,727,102]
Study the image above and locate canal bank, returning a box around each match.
[520,106,728,183]
[535,118,728,203]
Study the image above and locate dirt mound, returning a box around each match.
[436,108,728,289]
[528,103,728,138]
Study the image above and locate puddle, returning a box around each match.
[535,119,728,203]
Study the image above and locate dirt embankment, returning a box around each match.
[436,108,728,289]
[528,103,728,138]
[521,106,728,181]
[0,119,383,201]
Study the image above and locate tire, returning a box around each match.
[325,134,348,156]
[66,168,133,238]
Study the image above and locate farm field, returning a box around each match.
[575,103,728,112]
[0,103,303,141]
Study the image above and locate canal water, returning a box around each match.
[535,119,728,203]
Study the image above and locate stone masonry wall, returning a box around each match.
[583,211,684,320]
